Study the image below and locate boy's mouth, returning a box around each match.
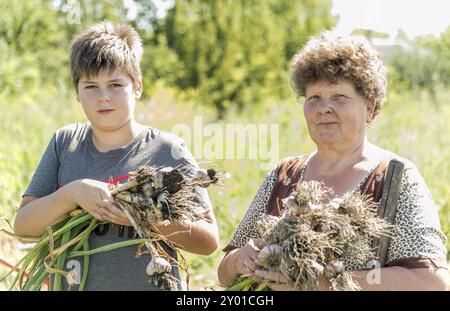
[97,109,114,114]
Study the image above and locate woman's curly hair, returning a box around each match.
[290,31,387,119]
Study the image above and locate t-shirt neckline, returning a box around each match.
[86,123,148,156]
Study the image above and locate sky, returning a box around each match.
[125,0,450,39]
[332,0,450,38]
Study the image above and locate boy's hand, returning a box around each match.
[102,204,133,227]
[68,179,131,226]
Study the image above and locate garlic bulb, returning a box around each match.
[146,256,172,275]
[257,244,282,264]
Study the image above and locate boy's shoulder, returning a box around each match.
[150,127,186,146]
[55,122,89,136]
[148,127,193,164]
[52,122,90,148]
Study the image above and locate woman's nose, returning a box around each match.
[317,100,333,114]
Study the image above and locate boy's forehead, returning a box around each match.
[79,68,131,82]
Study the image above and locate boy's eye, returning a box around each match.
[85,85,97,89]
[111,84,123,88]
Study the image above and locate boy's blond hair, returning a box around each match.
[70,21,143,90]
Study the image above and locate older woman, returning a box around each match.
[218,32,448,290]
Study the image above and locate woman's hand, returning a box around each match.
[254,269,331,291]
[67,179,132,226]
[254,269,296,291]
[234,238,267,276]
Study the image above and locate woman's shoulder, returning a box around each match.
[368,144,416,171]
[370,146,429,196]
[275,154,310,170]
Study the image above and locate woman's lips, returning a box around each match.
[317,122,338,126]
[97,109,114,115]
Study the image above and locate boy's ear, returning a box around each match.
[75,84,80,102]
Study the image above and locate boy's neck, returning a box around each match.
[91,120,145,152]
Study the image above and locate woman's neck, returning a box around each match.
[91,120,144,152]
[312,138,370,176]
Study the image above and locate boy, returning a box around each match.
[13,21,219,290]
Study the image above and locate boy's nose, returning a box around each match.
[98,89,111,103]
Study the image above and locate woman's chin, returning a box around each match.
[313,133,340,145]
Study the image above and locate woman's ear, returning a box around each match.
[366,104,375,122]
[134,81,142,99]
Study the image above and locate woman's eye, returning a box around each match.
[334,94,348,99]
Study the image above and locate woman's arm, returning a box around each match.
[255,264,449,291]
[218,249,241,286]
[350,265,449,291]
[218,168,278,286]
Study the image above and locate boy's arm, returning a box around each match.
[153,209,219,256]
[100,198,219,255]
[14,187,77,237]
[14,179,117,237]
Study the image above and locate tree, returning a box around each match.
[0,0,68,93]
[157,0,337,118]
[0,0,133,94]
[389,26,450,96]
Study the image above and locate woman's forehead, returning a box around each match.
[306,80,356,94]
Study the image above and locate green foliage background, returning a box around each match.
[0,0,448,290]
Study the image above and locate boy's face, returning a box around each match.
[76,68,142,132]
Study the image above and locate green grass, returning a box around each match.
[0,81,449,290]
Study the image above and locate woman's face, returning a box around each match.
[303,80,373,150]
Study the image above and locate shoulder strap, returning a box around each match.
[371,159,405,267]
[360,157,392,202]
[266,155,309,217]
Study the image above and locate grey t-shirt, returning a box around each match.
[23,123,212,291]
